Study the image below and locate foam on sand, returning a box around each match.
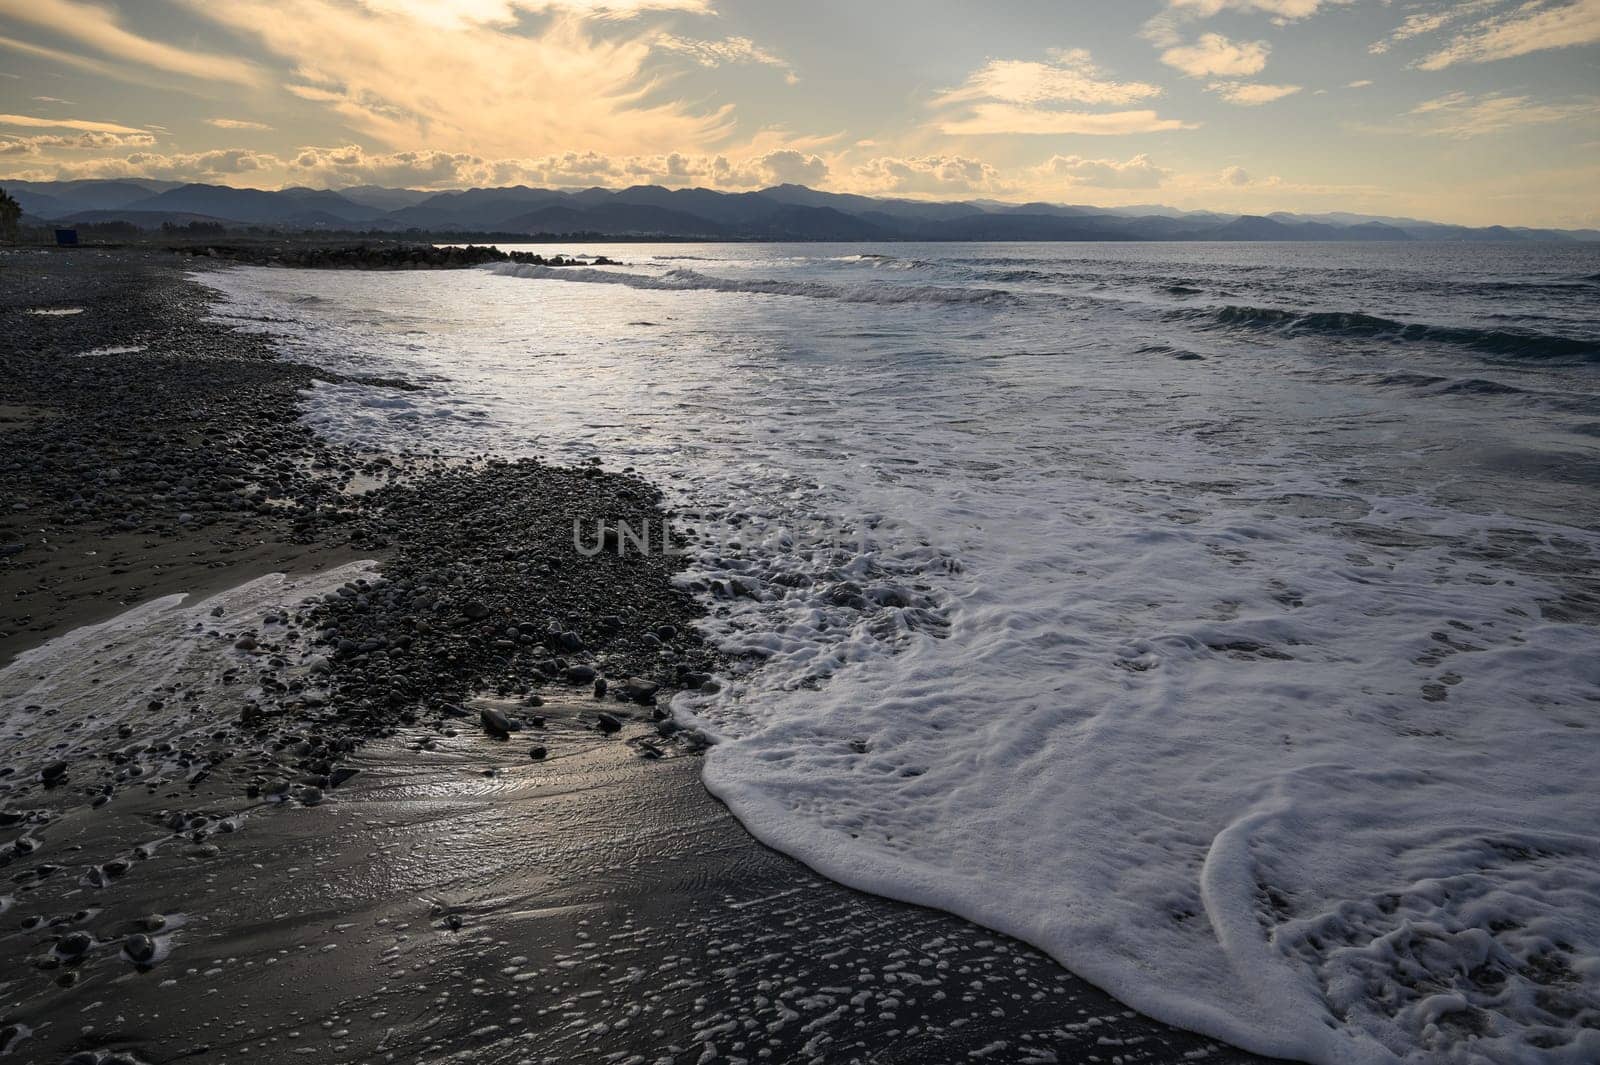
[1,562,380,773]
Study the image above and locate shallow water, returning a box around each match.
[201,241,1600,1064]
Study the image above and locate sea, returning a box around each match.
[200,241,1600,1065]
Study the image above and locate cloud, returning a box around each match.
[21,147,278,181]
[1418,0,1600,69]
[1167,0,1333,17]
[0,0,261,85]
[0,130,157,155]
[1160,33,1270,77]
[1405,90,1598,137]
[1037,153,1173,189]
[1220,165,1258,186]
[654,34,797,82]
[1367,1,1501,55]
[740,148,827,186]
[936,48,1163,108]
[1347,79,1373,88]
[207,118,275,131]
[283,142,827,189]
[0,113,148,133]
[931,48,1190,137]
[190,2,737,159]
[937,105,1196,136]
[1207,81,1303,105]
[358,0,710,27]
[1144,0,1348,49]
[852,155,1002,195]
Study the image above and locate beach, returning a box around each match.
[0,247,1268,1065]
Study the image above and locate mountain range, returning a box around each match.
[6,178,1596,243]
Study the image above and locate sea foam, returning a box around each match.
[199,241,1600,1064]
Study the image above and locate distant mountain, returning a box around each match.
[111,183,388,226]
[4,178,177,217]
[7,178,1597,243]
[332,185,435,211]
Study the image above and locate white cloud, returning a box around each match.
[1167,0,1333,18]
[1160,33,1270,77]
[0,130,157,154]
[938,105,1196,136]
[22,147,278,181]
[0,113,148,134]
[1368,1,1500,55]
[207,118,275,130]
[1405,90,1598,137]
[932,49,1189,137]
[936,49,1163,108]
[1418,0,1600,69]
[280,142,828,190]
[1347,79,1373,88]
[356,0,709,28]
[191,2,738,159]
[852,155,1002,195]
[1037,153,1173,188]
[0,0,261,85]
[1207,81,1303,105]
[654,34,796,82]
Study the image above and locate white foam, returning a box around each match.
[196,243,1600,1064]
[0,562,380,776]
[488,262,1013,305]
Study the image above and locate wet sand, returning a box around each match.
[1,246,1273,1065]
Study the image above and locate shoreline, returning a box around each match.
[1,247,1270,1065]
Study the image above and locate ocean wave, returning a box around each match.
[1179,304,1600,361]
[489,263,1015,306]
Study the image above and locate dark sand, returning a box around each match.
[1,247,1272,1065]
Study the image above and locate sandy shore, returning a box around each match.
[0,247,1270,1065]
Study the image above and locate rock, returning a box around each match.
[528,745,547,760]
[480,707,514,736]
[566,664,596,684]
[596,712,623,735]
[40,761,68,784]
[462,601,491,621]
[622,677,660,704]
[124,932,158,964]
[56,930,93,957]
[593,677,608,698]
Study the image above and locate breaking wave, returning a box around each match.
[489,263,1016,306]
[1178,304,1600,361]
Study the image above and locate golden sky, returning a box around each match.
[2,0,1598,225]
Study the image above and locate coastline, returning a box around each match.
[0,247,1270,1065]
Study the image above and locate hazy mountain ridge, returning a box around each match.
[6,179,1596,242]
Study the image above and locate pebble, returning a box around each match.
[479,707,515,736]
[596,712,623,735]
[124,932,157,964]
[56,931,93,957]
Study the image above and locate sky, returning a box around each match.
[0,0,1596,226]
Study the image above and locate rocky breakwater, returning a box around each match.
[172,243,619,270]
